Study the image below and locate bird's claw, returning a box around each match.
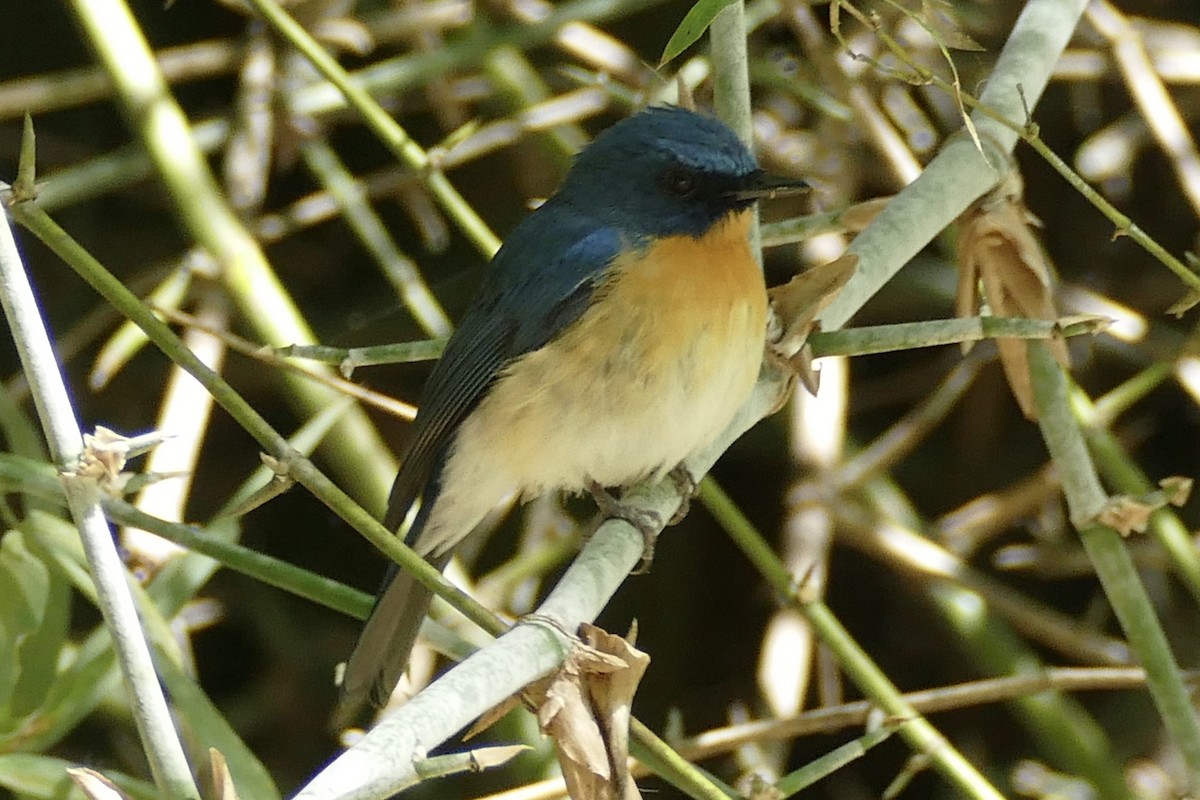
[585,479,663,574]
[667,464,697,525]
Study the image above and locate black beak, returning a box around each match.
[730,170,810,202]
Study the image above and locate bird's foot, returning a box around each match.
[667,464,697,525]
[585,479,663,574]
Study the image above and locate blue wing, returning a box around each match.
[339,203,621,723]
[382,201,623,535]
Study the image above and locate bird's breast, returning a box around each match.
[427,210,767,546]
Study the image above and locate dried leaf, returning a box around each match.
[766,254,856,396]
[1091,479,1192,536]
[1159,476,1192,507]
[530,624,650,800]
[70,427,171,492]
[67,768,129,800]
[796,346,820,396]
[769,254,857,360]
[1056,314,1113,337]
[1095,495,1154,536]
[70,426,134,493]
[769,255,858,339]
[541,672,612,782]
[469,744,531,770]
[957,170,1068,419]
[210,749,241,800]
[414,744,531,780]
[464,693,523,740]
[839,197,891,233]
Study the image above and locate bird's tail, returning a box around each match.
[332,457,454,730]
[331,558,442,730]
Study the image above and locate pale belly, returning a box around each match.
[419,214,767,556]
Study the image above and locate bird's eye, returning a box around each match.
[661,167,698,198]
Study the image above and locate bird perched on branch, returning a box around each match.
[335,105,808,725]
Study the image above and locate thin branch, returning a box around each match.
[833,503,1132,665]
[711,0,761,257]
[0,453,372,619]
[1029,342,1200,792]
[155,306,418,420]
[474,667,1167,800]
[6,198,497,647]
[0,38,242,120]
[703,476,1004,800]
[297,137,453,338]
[241,0,502,257]
[1086,0,1200,218]
[65,0,399,506]
[0,202,199,798]
[820,0,1091,329]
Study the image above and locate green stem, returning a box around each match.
[1029,342,1200,792]
[244,0,502,257]
[710,1,763,257]
[298,138,452,336]
[1073,386,1200,607]
[7,199,501,641]
[699,480,1005,800]
[808,315,1104,357]
[630,719,734,800]
[0,454,372,619]
[0,204,199,799]
[820,0,1089,329]
[65,0,397,506]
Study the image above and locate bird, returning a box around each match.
[335,105,808,725]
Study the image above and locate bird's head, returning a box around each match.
[558,105,808,240]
